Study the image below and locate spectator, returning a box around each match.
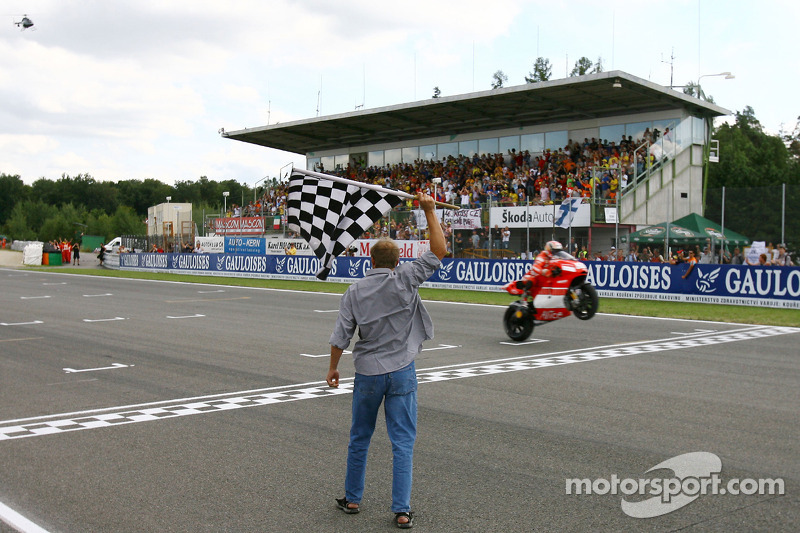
[774,244,789,266]
[730,247,743,265]
[502,226,511,249]
[682,250,698,279]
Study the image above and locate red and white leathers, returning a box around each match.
[506,249,556,298]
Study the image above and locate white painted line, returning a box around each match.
[83,293,113,298]
[313,309,339,313]
[20,296,51,300]
[420,343,460,351]
[500,338,549,346]
[670,328,717,335]
[82,317,126,323]
[197,289,225,293]
[301,349,351,358]
[42,282,66,286]
[0,499,51,533]
[1,321,43,326]
[300,343,458,358]
[3,326,795,441]
[63,363,132,374]
[166,314,205,319]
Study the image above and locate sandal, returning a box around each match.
[394,511,414,528]
[336,497,360,514]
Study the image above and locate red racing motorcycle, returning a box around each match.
[502,251,599,341]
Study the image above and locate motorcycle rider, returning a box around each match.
[506,240,564,301]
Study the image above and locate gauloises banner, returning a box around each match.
[117,253,800,309]
[213,217,265,235]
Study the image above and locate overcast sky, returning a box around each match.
[2,0,797,186]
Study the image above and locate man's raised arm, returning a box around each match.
[419,193,446,260]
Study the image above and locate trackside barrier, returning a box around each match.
[115,253,800,309]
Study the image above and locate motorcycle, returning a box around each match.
[502,251,599,341]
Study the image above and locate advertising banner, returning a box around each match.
[413,209,482,230]
[118,253,800,309]
[195,236,224,253]
[224,237,267,255]
[489,204,591,229]
[214,217,265,235]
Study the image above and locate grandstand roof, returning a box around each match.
[222,70,730,155]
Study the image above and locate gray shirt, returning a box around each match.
[329,251,442,376]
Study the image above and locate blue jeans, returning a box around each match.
[345,362,417,513]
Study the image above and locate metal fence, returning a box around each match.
[705,184,798,254]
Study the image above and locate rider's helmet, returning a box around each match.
[545,240,563,254]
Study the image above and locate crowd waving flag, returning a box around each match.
[287,168,403,280]
[556,197,582,229]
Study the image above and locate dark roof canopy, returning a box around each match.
[223,70,729,155]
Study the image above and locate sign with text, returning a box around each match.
[214,216,265,235]
[117,253,800,309]
[489,204,591,229]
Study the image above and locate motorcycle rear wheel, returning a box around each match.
[570,283,599,320]
[504,305,534,341]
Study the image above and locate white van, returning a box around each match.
[103,237,122,252]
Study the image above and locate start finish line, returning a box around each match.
[113,252,800,309]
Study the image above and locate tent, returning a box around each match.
[620,213,751,249]
[670,213,751,247]
[620,223,705,246]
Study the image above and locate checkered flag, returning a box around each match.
[287,170,403,280]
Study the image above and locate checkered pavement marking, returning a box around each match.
[2,326,797,441]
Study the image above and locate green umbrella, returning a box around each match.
[670,213,751,247]
[620,223,705,245]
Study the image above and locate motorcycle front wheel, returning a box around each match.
[569,283,599,320]
[503,304,534,341]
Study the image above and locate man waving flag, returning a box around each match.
[287,169,403,280]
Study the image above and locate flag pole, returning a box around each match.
[291,167,459,209]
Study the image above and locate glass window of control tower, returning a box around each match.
[544,130,568,151]
[479,138,499,156]
[420,145,437,161]
[521,133,544,154]
[599,124,625,146]
[402,146,419,164]
[320,155,334,171]
[437,142,458,160]
[368,150,384,167]
[384,148,402,165]
[459,140,478,157]
[499,136,520,155]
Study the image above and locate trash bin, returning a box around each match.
[48,253,62,266]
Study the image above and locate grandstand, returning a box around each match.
[222,70,729,255]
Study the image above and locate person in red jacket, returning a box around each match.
[506,240,564,300]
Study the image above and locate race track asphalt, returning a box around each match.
[1,268,798,532]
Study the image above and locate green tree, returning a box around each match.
[491,70,508,89]
[525,57,552,83]
[570,57,594,77]
[5,203,37,241]
[432,86,441,99]
[111,205,145,236]
[0,174,29,227]
[592,56,604,73]
[86,210,114,241]
[706,106,800,244]
[681,82,715,103]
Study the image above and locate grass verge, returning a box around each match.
[27,266,800,327]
